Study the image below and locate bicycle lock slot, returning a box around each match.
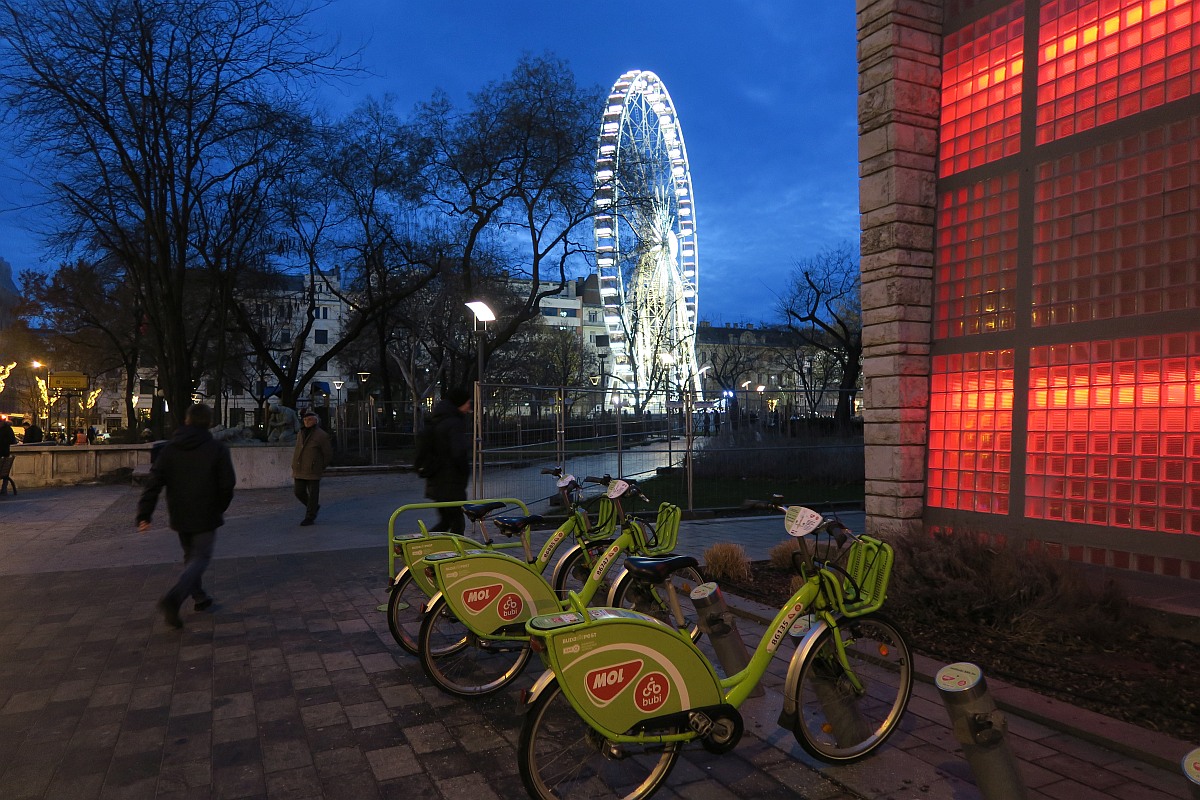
[936,662,1029,800]
[688,582,763,697]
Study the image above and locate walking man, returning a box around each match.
[136,403,236,629]
[292,408,332,526]
[424,386,472,535]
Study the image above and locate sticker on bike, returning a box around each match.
[497,592,524,621]
[462,584,504,613]
[585,658,643,706]
[634,671,670,713]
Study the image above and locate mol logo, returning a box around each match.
[462,584,503,613]
[584,659,643,706]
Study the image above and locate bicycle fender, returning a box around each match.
[604,568,632,606]
[524,669,558,709]
[777,617,833,732]
[390,566,410,590]
[548,543,585,590]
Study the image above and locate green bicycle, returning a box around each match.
[417,477,703,698]
[517,504,913,799]
[386,469,617,654]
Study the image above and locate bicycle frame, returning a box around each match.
[522,524,893,746]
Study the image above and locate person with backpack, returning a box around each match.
[136,403,236,629]
[417,386,472,535]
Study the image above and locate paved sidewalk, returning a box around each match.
[0,474,1195,799]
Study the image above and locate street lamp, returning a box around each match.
[332,379,345,452]
[465,301,495,499]
[356,372,370,459]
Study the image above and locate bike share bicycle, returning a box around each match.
[517,502,913,800]
[417,477,703,697]
[387,469,617,654]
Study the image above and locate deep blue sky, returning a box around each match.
[0,1,859,324]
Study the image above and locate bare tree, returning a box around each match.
[777,243,863,428]
[411,54,604,386]
[0,0,352,426]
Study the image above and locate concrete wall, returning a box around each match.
[6,443,293,490]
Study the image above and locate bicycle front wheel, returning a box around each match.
[417,596,532,697]
[551,545,618,605]
[386,569,429,655]
[793,613,912,763]
[609,566,704,641]
[518,678,681,800]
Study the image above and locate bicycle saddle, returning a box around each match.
[623,554,698,582]
[493,514,543,536]
[461,501,507,521]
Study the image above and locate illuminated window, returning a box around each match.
[1032,117,1200,327]
[934,174,1021,339]
[939,2,1025,177]
[1037,0,1200,144]
[1026,334,1200,535]
[927,351,1015,514]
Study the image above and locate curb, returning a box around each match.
[721,591,1194,774]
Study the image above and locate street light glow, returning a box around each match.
[465,301,496,323]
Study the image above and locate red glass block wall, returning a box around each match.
[931,0,1200,547]
[940,2,1025,177]
[927,351,1015,514]
[1037,0,1200,144]
[1032,117,1200,325]
[934,173,1021,338]
[1026,334,1200,534]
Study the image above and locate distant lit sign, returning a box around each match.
[48,372,88,390]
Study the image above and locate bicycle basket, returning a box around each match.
[588,496,618,540]
[629,503,680,555]
[827,536,894,617]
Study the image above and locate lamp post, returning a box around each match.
[30,361,48,428]
[684,365,710,511]
[356,372,370,459]
[659,352,677,470]
[332,380,345,451]
[465,301,495,499]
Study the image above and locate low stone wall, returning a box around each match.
[8,442,294,489]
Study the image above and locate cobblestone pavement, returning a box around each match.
[0,475,1194,799]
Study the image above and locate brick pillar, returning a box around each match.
[857,0,942,538]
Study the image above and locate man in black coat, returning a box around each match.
[136,403,236,628]
[424,386,472,535]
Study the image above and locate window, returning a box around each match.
[588,310,598,323]
[315,329,328,345]
[139,379,155,395]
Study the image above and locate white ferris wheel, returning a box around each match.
[594,70,698,405]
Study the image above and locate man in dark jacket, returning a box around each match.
[424,386,472,535]
[292,408,333,525]
[136,403,236,628]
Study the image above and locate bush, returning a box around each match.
[890,529,1130,646]
[702,542,751,583]
[769,538,805,570]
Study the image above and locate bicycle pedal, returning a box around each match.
[688,711,714,737]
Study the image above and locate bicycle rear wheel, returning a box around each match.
[608,566,704,641]
[792,613,912,763]
[417,595,532,697]
[386,569,428,655]
[518,678,681,800]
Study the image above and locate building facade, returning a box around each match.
[860,0,1200,577]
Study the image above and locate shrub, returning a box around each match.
[769,538,805,570]
[703,542,751,584]
[889,529,1130,646]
